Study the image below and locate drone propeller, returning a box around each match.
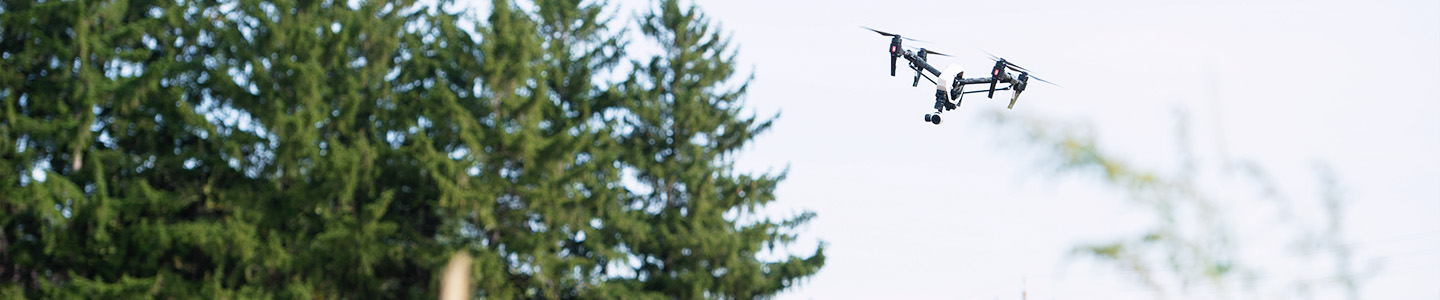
[1027,74,1060,87]
[1009,69,1058,87]
[863,26,925,77]
[996,58,1031,73]
[861,26,925,42]
[977,48,1032,71]
[977,48,1003,62]
[978,48,1060,87]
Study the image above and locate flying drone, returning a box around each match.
[863,26,1058,125]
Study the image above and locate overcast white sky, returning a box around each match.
[658,0,1439,299]
[465,0,1438,298]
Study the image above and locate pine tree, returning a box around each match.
[612,0,825,298]
[186,0,466,297]
[0,0,214,296]
[491,0,630,297]
[524,1,637,297]
[2,0,453,297]
[448,0,633,297]
[2,0,825,298]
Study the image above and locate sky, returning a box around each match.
[649,0,1439,299]
[463,0,1439,298]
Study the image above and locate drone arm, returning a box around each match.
[899,51,943,76]
[954,77,1001,85]
[946,77,1012,99]
[959,87,1011,94]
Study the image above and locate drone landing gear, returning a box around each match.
[924,113,942,125]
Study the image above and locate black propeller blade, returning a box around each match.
[978,48,1003,61]
[861,26,925,42]
[1028,75,1060,87]
[862,26,897,36]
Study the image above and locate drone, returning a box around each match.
[863,26,1057,125]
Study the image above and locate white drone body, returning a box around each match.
[936,64,965,102]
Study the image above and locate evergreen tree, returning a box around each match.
[1,0,824,298]
[0,0,219,296]
[479,0,633,298]
[611,0,825,298]
[191,0,445,296]
[448,1,633,298]
[2,0,452,297]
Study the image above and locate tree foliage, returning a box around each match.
[0,0,822,298]
[608,1,823,298]
[990,110,1361,300]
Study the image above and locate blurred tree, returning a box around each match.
[990,110,1362,300]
